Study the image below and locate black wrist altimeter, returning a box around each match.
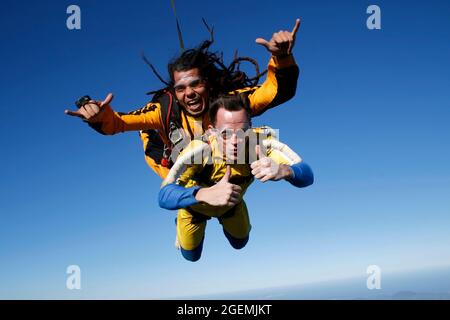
[75,95,92,109]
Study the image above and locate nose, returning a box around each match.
[185,86,196,98]
[230,133,239,145]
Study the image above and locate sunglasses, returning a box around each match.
[215,127,251,140]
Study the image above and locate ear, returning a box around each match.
[207,125,217,137]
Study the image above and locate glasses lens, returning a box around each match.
[221,129,234,139]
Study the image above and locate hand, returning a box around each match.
[255,18,301,56]
[195,165,242,207]
[65,93,114,121]
[251,145,294,182]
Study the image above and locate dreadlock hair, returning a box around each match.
[145,34,267,99]
[208,94,252,126]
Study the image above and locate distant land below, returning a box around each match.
[182,266,450,300]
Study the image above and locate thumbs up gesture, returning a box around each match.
[255,18,301,56]
[65,93,114,121]
[219,164,233,184]
[251,145,293,182]
[195,165,243,207]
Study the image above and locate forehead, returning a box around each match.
[173,68,201,83]
[215,108,249,129]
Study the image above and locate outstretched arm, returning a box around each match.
[246,18,301,116]
[65,93,164,135]
[251,145,314,188]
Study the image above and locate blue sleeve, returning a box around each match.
[158,184,201,210]
[286,162,314,188]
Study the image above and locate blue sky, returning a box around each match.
[0,0,449,299]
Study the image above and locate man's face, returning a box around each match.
[210,108,251,161]
[173,68,209,116]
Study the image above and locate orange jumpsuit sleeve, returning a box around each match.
[245,54,300,116]
[86,101,164,135]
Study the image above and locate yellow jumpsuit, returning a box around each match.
[169,131,296,251]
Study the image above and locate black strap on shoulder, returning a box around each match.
[154,90,181,142]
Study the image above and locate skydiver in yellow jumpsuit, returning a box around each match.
[158,95,314,261]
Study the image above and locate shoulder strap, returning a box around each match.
[154,91,182,142]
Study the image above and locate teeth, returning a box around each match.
[188,99,200,105]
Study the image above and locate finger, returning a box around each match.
[231,190,240,198]
[220,165,231,183]
[229,194,241,203]
[229,194,240,203]
[84,103,100,116]
[255,172,266,180]
[255,145,263,160]
[287,37,295,55]
[278,32,291,43]
[251,166,262,176]
[65,109,85,119]
[273,33,284,45]
[226,200,239,207]
[260,175,272,183]
[255,168,268,179]
[81,105,96,118]
[252,155,271,170]
[287,43,293,55]
[291,18,301,38]
[231,184,242,193]
[261,157,272,167]
[255,37,271,49]
[88,99,101,106]
[101,93,114,107]
[258,167,273,179]
[250,161,259,170]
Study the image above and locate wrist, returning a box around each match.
[273,53,290,58]
[281,165,294,180]
[195,187,208,203]
[271,54,296,68]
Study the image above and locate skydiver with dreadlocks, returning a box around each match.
[65,19,301,179]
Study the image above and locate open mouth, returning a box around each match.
[186,98,202,110]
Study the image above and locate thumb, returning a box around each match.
[255,37,270,49]
[100,93,114,108]
[64,109,85,119]
[255,145,263,160]
[220,165,231,183]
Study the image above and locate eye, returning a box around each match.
[174,85,186,93]
[221,129,234,139]
[189,79,201,88]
